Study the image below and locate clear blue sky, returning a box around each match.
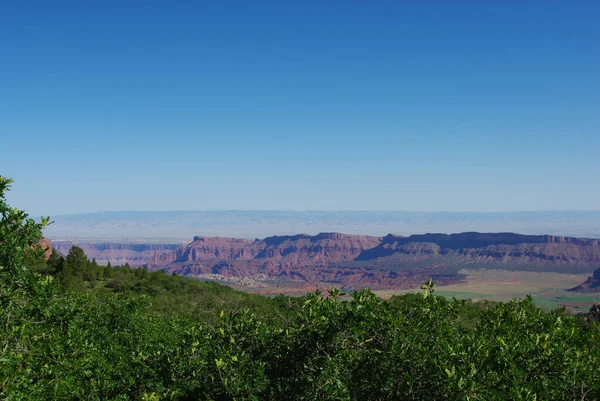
[1,1,599,216]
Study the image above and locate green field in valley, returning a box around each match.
[375,269,600,313]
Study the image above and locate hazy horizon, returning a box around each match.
[43,210,600,241]
[52,208,600,216]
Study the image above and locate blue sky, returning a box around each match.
[1,1,599,216]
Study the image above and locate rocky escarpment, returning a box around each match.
[356,232,600,268]
[165,236,260,264]
[62,232,600,291]
[169,232,600,290]
[568,268,600,293]
[153,232,381,267]
[145,232,600,291]
[254,232,381,265]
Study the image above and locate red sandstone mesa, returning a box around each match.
[137,232,600,291]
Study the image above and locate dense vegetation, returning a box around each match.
[2,176,600,400]
[27,245,288,323]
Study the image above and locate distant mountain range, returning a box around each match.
[53,231,600,293]
[45,210,600,240]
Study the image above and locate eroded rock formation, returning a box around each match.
[52,232,600,291]
[144,232,600,291]
[568,268,600,293]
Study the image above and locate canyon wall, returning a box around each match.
[52,232,600,290]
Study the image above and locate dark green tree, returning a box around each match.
[104,262,113,278]
[66,246,88,275]
[0,176,49,279]
[46,249,64,275]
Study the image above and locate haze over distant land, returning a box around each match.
[44,210,600,240]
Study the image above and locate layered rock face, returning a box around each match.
[55,232,600,291]
[146,232,600,290]
[168,236,260,264]
[254,233,381,265]
[356,232,600,268]
[153,233,380,266]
